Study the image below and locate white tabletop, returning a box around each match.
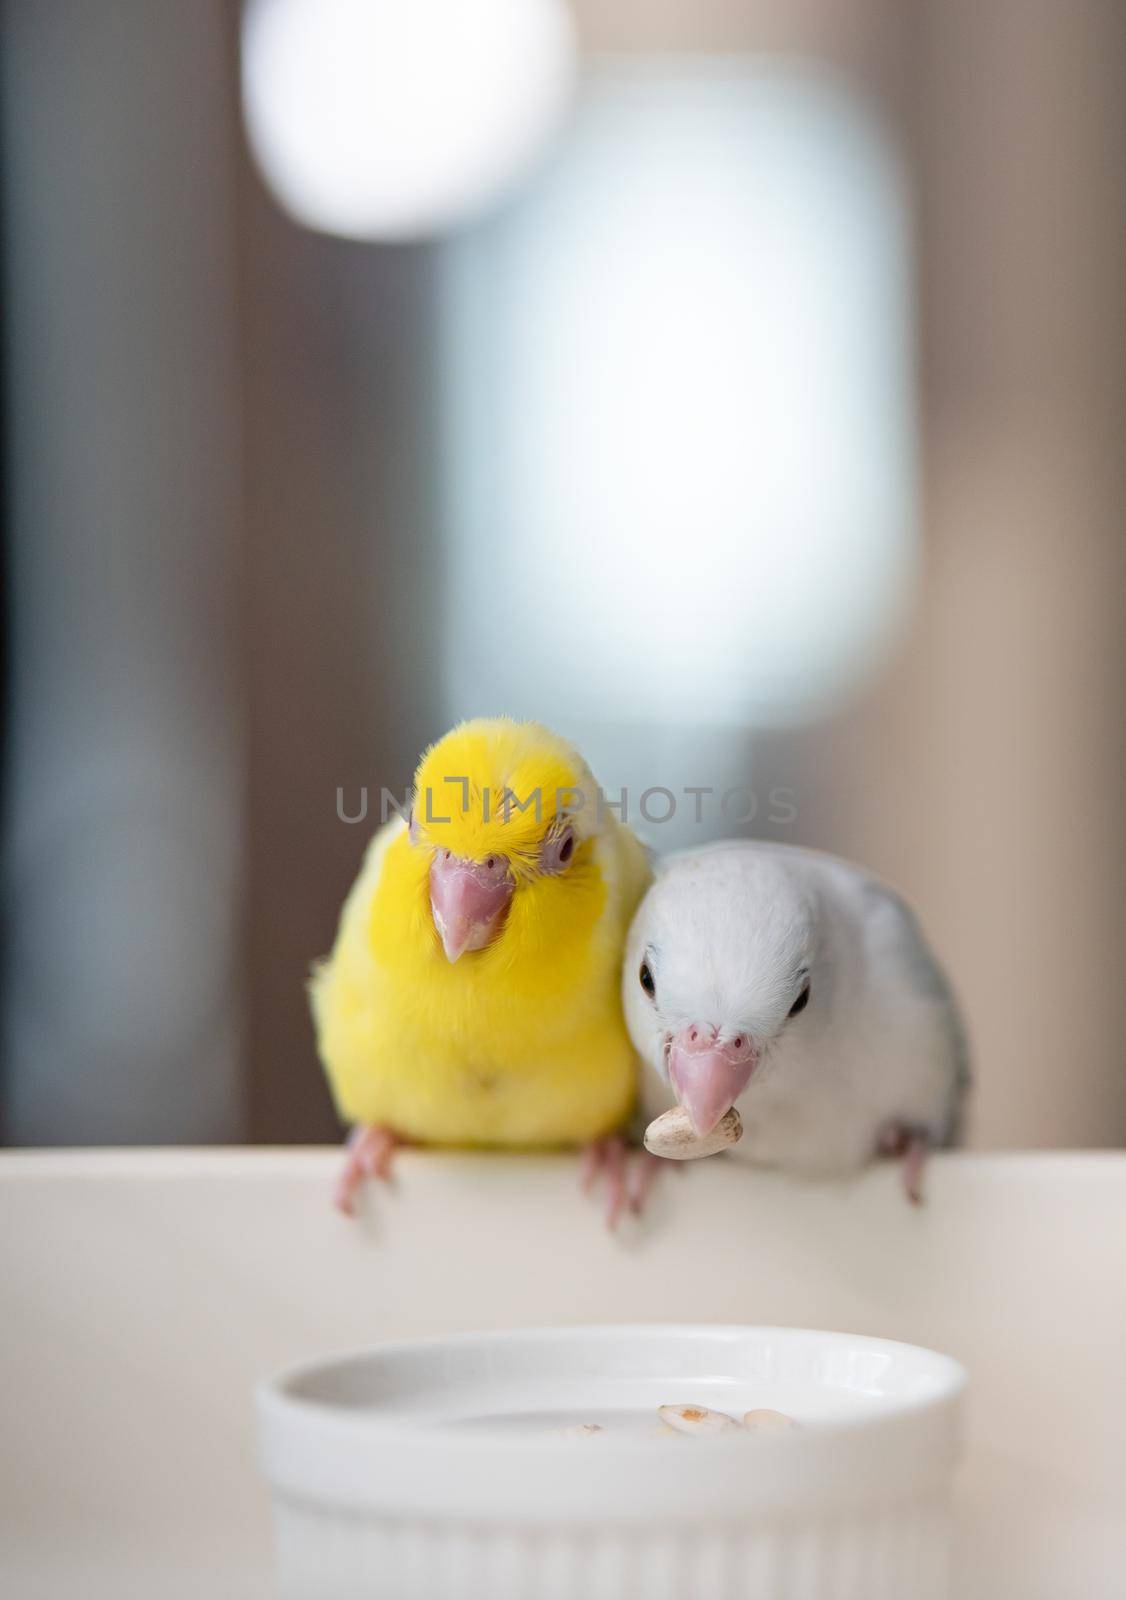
[2,1148,1123,1597]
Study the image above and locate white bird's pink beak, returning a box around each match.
[428,851,514,962]
[668,1025,758,1136]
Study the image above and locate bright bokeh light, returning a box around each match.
[440,63,917,728]
[240,0,577,241]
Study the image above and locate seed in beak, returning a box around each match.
[643,1104,743,1160]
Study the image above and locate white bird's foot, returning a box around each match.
[334,1124,403,1216]
[878,1122,931,1206]
[901,1134,929,1206]
[579,1137,664,1230]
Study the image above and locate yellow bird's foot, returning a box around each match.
[579,1137,664,1231]
[334,1124,404,1216]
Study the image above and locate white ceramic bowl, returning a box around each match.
[257,1324,966,1600]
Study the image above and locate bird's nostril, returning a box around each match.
[733,1036,744,1051]
[689,1028,698,1043]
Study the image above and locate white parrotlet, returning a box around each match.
[623,842,969,1201]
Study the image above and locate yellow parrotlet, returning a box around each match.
[311,718,652,1217]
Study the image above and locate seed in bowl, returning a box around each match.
[643,1105,743,1160]
[552,1423,604,1439]
[657,1404,740,1435]
[743,1409,798,1432]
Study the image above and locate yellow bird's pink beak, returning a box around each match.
[668,1024,758,1136]
[428,850,514,962]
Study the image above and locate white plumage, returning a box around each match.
[623,842,968,1183]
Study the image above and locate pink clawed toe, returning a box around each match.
[878,1122,931,1206]
[334,1125,403,1216]
[580,1137,664,1230]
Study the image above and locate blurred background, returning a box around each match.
[2,0,1123,1151]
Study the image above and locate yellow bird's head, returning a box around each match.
[409,717,606,963]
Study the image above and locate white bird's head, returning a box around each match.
[623,846,817,1136]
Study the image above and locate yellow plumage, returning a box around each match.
[310,718,652,1146]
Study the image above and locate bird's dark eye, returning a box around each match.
[788,983,810,1018]
[541,825,576,874]
[639,962,656,999]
